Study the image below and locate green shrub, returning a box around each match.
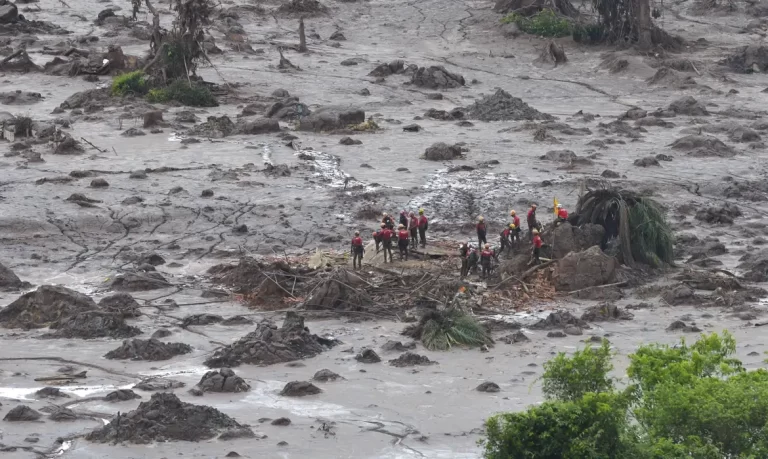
[112,70,148,96]
[403,308,493,351]
[501,9,572,38]
[541,339,614,401]
[145,80,218,107]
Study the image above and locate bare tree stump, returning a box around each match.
[534,40,567,69]
[298,17,308,53]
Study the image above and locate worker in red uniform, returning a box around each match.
[397,224,410,260]
[510,210,521,244]
[372,223,385,253]
[500,224,514,254]
[409,212,419,249]
[556,204,568,225]
[418,209,428,247]
[382,212,395,230]
[476,216,487,248]
[351,231,364,269]
[531,228,543,265]
[480,244,494,278]
[381,224,394,263]
[527,204,539,241]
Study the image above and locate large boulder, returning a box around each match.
[410,66,465,89]
[235,118,280,135]
[423,142,463,160]
[297,106,365,132]
[546,222,605,259]
[193,368,250,394]
[553,246,617,292]
[0,285,96,329]
[0,3,19,24]
[0,261,29,290]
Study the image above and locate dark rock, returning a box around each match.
[426,93,443,100]
[133,377,185,392]
[581,303,634,322]
[554,246,617,292]
[547,330,567,338]
[104,338,192,361]
[402,124,422,132]
[195,368,250,393]
[339,136,362,145]
[0,285,97,329]
[110,272,171,291]
[235,117,280,135]
[221,315,254,326]
[476,381,500,393]
[564,325,583,336]
[695,203,742,224]
[670,135,734,158]
[532,311,588,330]
[90,178,109,188]
[634,156,660,167]
[297,106,365,132]
[500,331,529,344]
[389,352,437,367]
[98,293,142,318]
[104,389,141,402]
[271,417,291,426]
[666,320,702,333]
[280,381,321,396]
[369,60,405,77]
[143,110,164,128]
[380,340,416,353]
[0,262,29,290]
[355,348,381,363]
[464,89,552,121]
[601,169,620,178]
[201,189,214,197]
[312,369,343,382]
[121,127,146,137]
[182,313,223,327]
[45,311,142,339]
[668,96,709,116]
[35,387,70,399]
[329,30,345,41]
[151,328,172,339]
[423,142,462,160]
[232,224,248,234]
[410,65,465,89]
[3,405,41,421]
[129,170,148,179]
[49,407,78,422]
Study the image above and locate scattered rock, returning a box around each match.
[104,338,192,361]
[355,348,381,363]
[201,189,214,197]
[666,320,702,333]
[464,89,552,121]
[722,45,768,74]
[423,142,462,160]
[110,272,172,291]
[151,328,173,339]
[581,303,634,322]
[476,382,500,393]
[410,65,465,89]
[531,311,588,330]
[90,178,109,188]
[339,136,362,145]
[133,377,185,392]
[313,369,343,382]
[670,135,735,157]
[547,330,567,338]
[49,407,78,422]
[564,325,583,336]
[86,393,251,443]
[0,262,29,290]
[45,311,142,339]
[668,96,709,116]
[4,405,42,422]
[297,106,365,132]
[104,389,141,402]
[554,245,617,292]
[601,169,620,178]
[500,331,529,344]
[181,313,223,327]
[381,340,417,353]
[695,203,742,224]
[280,381,321,396]
[194,368,251,394]
[634,156,660,167]
[98,293,141,318]
[402,123,422,132]
[389,352,437,367]
[272,417,291,426]
[369,60,405,77]
[35,387,69,399]
[0,285,97,329]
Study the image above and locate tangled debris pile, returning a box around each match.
[464,89,554,121]
[104,338,192,361]
[191,368,251,395]
[0,285,97,329]
[98,293,142,318]
[580,303,634,322]
[86,393,252,443]
[204,312,334,367]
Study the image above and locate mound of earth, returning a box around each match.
[221,315,254,326]
[369,60,407,77]
[109,272,171,292]
[296,106,365,132]
[722,45,768,73]
[355,348,381,363]
[208,258,306,303]
[98,293,142,318]
[553,246,618,292]
[3,405,42,421]
[85,393,251,444]
[133,377,186,391]
[381,340,416,352]
[464,89,553,122]
[275,0,328,17]
[646,67,699,88]
[0,285,96,329]
[738,249,768,282]
[313,369,343,382]
[182,313,223,327]
[204,312,333,367]
[581,303,634,322]
[545,223,605,259]
[105,389,141,402]
[410,65,464,89]
[280,381,322,396]
[193,368,251,394]
[0,262,30,290]
[668,96,709,116]
[35,387,69,398]
[531,311,588,330]
[695,203,742,224]
[188,115,236,138]
[45,311,142,339]
[304,268,372,310]
[476,381,500,393]
[423,142,463,160]
[104,338,192,361]
[389,352,437,367]
[669,135,735,158]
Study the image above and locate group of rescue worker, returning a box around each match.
[350,202,570,276]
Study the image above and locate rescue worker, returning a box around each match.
[409,212,419,249]
[510,210,521,244]
[527,204,539,241]
[351,231,364,269]
[399,210,408,228]
[397,224,410,260]
[531,228,543,265]
[382,212,395,230]
[418,208,428,247]
[476,216,487,247]
[467,244,479,275]
[372,223,385,253]
[459,242,470,278]
[480,244,494,278]
[381,224,394,263]
[556,204,568,225]
[500,224,513,254]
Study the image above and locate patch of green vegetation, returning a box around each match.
[111,70,149,97]
[403,308,493,351]
[572,23,606,44]
[501,9,573,38]
[145,80,218,107]
[482,332,768,459]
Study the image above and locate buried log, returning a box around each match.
[534,41,567,68]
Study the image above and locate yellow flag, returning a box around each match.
[553,197,559,216]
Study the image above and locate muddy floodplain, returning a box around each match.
[2,0,768,457]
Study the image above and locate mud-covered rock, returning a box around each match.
[194,368,250,394]
[729,126,761,143]
[410,65,465,89]
[554,246,617,292]
[476,381,500,393]
[182,313,223,327]
[280,381,321,396]
[670,135,735,158]
[35,387,70,399]
[547,223,604,259]
[355,348,381,363]
[0,285,97,329]
[151,328,172,339]
[105,389,141,402]
[0,262,29,290]
[45,311,142,339]
[660,284,697,305]
[133,377,185,392]
[276,0,328,17]
[313,369,343,382]
[695,203,742,224]
[500,331,529,344]
[668,96,709,116]
[235,118,280,135]
[104,338,192,361]
[581,303,633,322]
[86,393,251,444]
[369,60,405,77]
[98,293,142,318]
[531,311,588,330]
[666,320,702,333]
[381,340,417,353]
[3,405,42,421]
[339,136,362,145]
[110,272,171,291]
[423,142,463,160]
[464,89,552,121]
[271,417,291,426]
[634,156,660,167]
[188,115,236,138]
[48,406,78,422]
[738,249,768,282]
[204,312,332,367]
[388,352,437,367]
[722,45,768,73]
[296,106,365,132]
[221,315,254,326]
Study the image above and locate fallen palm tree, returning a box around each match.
[573,186,673,267]
[403,308,493,351]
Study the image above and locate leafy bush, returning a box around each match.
[112,70,149,96]
[501,9,572,38]
[403,308,492,351]
[482,332,768,459]
[146,80,218,107]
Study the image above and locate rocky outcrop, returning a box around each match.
[553,246,617,292]
[0,285,97,329]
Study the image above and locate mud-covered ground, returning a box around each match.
[1,0,768,456]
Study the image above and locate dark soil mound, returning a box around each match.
[666,320,702,333]
[476,381,500,393]
[500,331,530,344]
[133,377,186,392]
[276,0,328,17]
[110,272,171,291]
[580,303,634,322]
[369,60,406,77]
[194,368,251,393]
[668,96,709,116]
[35,387,70,398]
[86,393,251,444]
[670,135,735,158]
[410,65,465,89]
[0,285,96,329]
[388,352,437,367]
[271,417,291,426]
[280,381,321,396]
[531,311,588,330]
[221,315,254,326]
[105,389,141,402]
[303,268,372,311]
[423,142,463,160]
[381,340,417,353]
[722,45,768,73]
[45,311,142,339]
[3,405,42,421]
[98,293,142,318]
[182,313,223,327]
[464,89,553,122]
[313,369,343,382]
[0,262,30,290]
[204,312,333,367]
[105,339,192,361]
[355,348,381,363]
[695,203,742,224]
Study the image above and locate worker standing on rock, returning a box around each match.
[418,209,428,247]
[556,204,568,225]
[382,212,395,230]
[510,210,521,245]
[397,224,410,261]
[373,223,385,253]
[531,229,543,265]
[351,231,364,269]
[459,242,470,278]
[480,244,494,278]
[409,212,419,249]
[476,216,487,247]
[527,204,539,241]
[381,225,394,263]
